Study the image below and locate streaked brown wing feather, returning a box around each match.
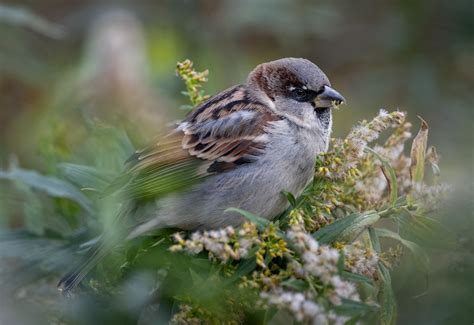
[124,85,280,199]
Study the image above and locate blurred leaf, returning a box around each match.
[375,228,429,272]
[189,268,205,286]
[398,212,456,249]
[281,278,309,291]
[368,227,397,325]
[0,4,65,38]
[368,226,381,254]
[0,166,94,214]
[229,258,256,282]
[0,230,66,259]
[337,252,345,273]
[340,270,374,285]
[281,191,296,207]
[0,230,74,291]
[226,252,258,285]
[369,226,397,324]
[333,298,378,317]
[313,212,380,244]
[59,163,115,192]
[15,181,46,234]
[377,263,397,325]
[365,147,398,207]
[85,126,135,172]
[225,208,269,231]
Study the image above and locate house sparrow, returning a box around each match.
[58,57,345,292]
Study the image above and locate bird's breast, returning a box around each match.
[261,121,326,196]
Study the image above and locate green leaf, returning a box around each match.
[281,278,309,291]
[189,268,205,286]
[337,252,345,273]
[398,212,455,249]
[312,213,360,242]
[377,263,397,325]
[312,212,380,244]
[368,226,381,254]
[224,208,269,231]
[375,228,429,272]
[333,298,378,317]
[262,307,279,324]
[59,163,115,191]
[281,191,296,207]
[0,4,65,39]
[225,257,256,285]
[365,147,398,207]
[340,271,374,285]
[0,166,93,214]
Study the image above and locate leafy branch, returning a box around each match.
[176,59,210,108]
[0,59,450,325]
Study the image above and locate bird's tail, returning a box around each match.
[57,242,111,294]
[58,202,135,294]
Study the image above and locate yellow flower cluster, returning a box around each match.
[176,59,210,106]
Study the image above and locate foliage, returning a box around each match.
[176,59,210,108]
[0,4,65,38]
[0,60,449,324]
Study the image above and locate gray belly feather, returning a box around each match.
[128,121,326,237]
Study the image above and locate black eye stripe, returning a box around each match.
[289,87,317,102]
[295,89,305,95]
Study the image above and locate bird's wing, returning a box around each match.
[124,85,281,199]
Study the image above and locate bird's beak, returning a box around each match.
[315,85,346,108]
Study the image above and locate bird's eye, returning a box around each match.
[290,87,313,102]
[293,88,306,97]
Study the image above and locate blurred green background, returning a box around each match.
[1,1,472,324]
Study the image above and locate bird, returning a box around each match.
[58,57,345,293]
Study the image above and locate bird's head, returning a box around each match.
[247,57,345,133]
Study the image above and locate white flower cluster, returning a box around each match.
[343,241,379,278]
[357,120,413,203]
[288,230,338,283]
[347,110,405,154]
[261,290,349,325]
[170,223,258,262]
[354,175,387,205]
[411,183,451,211]
[345,110,406,168]
[375,120,412,163]
[170,304,201,325]
[287,226,360,304]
